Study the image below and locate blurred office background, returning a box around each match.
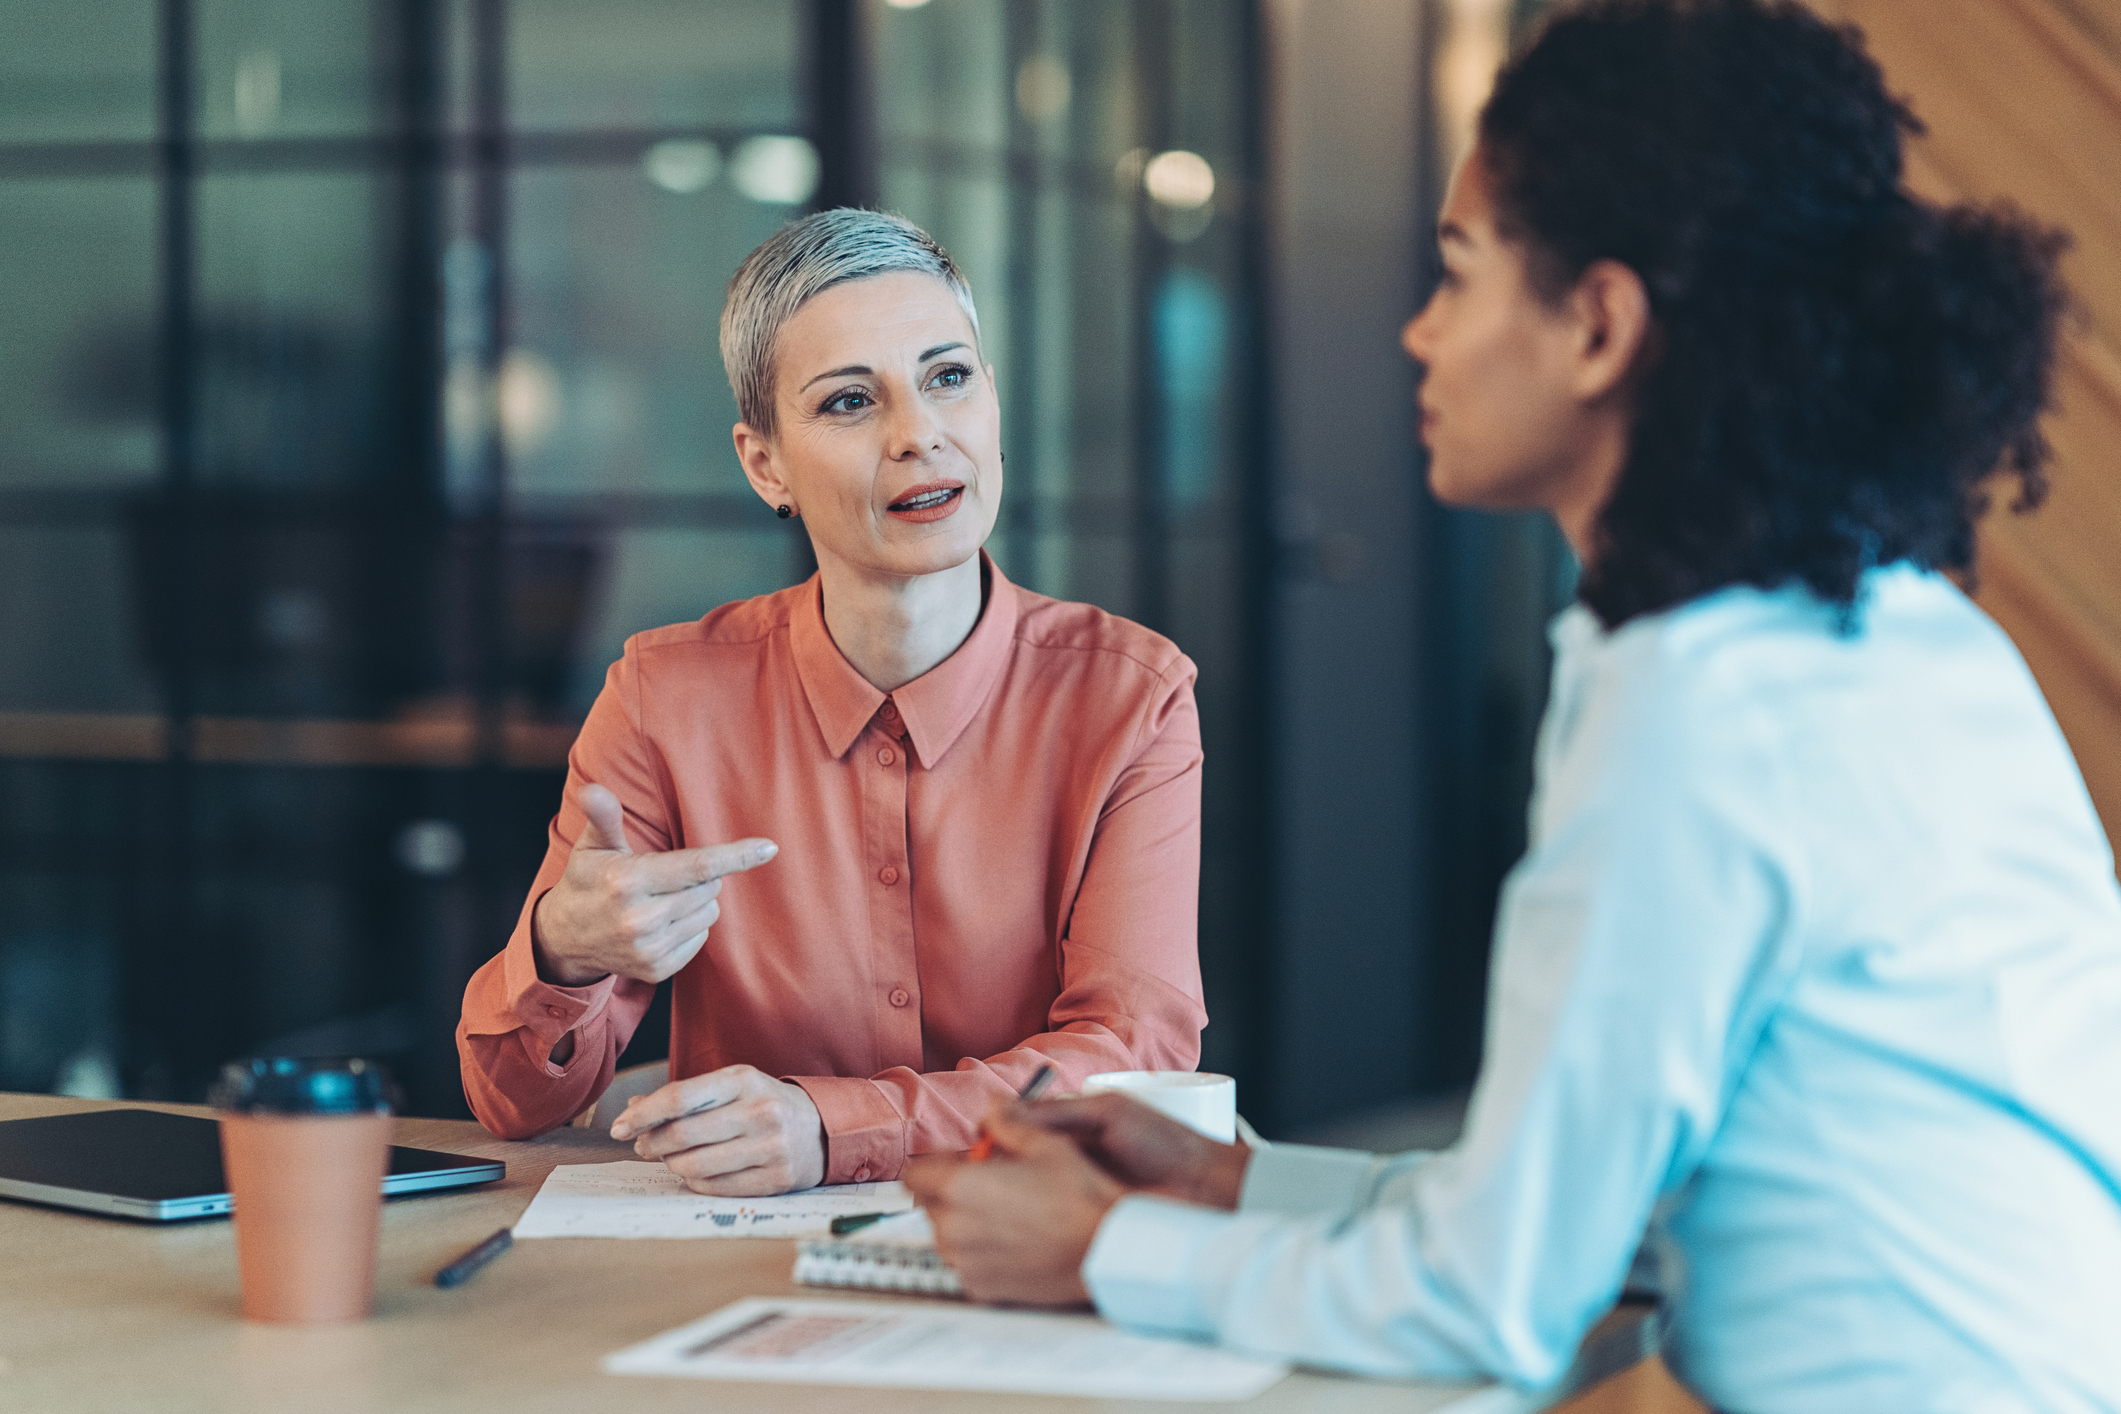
[2,0,2114,1132]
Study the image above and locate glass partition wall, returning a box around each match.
[867,0,1271,1088]
[0,0,1270,1116]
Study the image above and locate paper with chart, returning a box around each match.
[603,1296,1293,1402]
[512,1161,913,1238]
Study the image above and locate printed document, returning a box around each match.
[603,1296,1292,1401]
[512,1161,913,1239]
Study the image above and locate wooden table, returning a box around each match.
[0,1094,1505,1414]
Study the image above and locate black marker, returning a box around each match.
[436,1227,513,1287]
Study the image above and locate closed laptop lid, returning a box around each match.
[0,1107,503,1221]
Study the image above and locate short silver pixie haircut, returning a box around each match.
[719,208,982,437]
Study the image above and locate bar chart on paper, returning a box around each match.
[604,1297,1295,1401]
[511,1162,915,1238]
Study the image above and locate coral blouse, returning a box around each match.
[457,554,1207,1182]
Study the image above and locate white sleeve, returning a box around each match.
[1080,656,1805,1385]
[1239,1142,1417,1217]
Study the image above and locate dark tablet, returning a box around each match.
[0,1107,504,1221]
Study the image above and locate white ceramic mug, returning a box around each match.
[1081,1071,1238,1143]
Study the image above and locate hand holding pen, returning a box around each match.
[899,1064,1123,1306]
[830,1063,1058,1236]
[608,1063,827,1197]
[968,1063,1057,1161]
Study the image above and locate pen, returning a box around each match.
[967,1063,1057,1162]
[612,1092,730,1141]
[435,1227,513,1288]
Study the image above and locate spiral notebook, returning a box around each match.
[793,1210,963,1297]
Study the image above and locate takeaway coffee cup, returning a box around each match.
[1081,1071,1238,1143]
[209,1057,397,1324]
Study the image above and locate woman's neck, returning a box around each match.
[1548,405,1632,566]
[815,551,986,694]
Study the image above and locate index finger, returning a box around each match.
[901,1153,962,1206]
[983,1105,1087,1162]
[637,837,778,894]
[1014,1093,1138,1137]
[609,1070,746,1138]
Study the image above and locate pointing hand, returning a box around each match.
[531,783,777,988]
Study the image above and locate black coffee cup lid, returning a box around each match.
[209,1057,399,1116]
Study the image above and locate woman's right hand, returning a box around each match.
[1016,1092,1253,1210]
[530,784,778,988]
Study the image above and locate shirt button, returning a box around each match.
[877,746,896,766]
[853,1166,872,1182]
[889,987,911,1008]
[545,1005,564,1019]
[880,701,898,721]
[878,865,899,886]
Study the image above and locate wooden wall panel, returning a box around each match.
[1825,0,2121,870]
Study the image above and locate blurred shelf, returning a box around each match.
[0,711,576,770]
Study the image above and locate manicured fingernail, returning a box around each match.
[758,842,778,860]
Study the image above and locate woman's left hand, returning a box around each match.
[903,1103,1124,1306]
[611,1065,826,1195]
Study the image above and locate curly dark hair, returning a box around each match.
[1478,0,2070,627]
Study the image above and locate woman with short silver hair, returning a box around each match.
[457,209,1208,1196]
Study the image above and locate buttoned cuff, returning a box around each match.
[1081,1195,1236,1339]
[1239,1142,1381,1219]
[793,1076,907,1184]
[496,899,617,1069]
[509,974,616,1069]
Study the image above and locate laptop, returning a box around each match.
[0,1107,504,1221]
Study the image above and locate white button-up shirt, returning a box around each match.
[1083,565,2121,1412]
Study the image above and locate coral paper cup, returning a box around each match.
[210,1057,397,1324]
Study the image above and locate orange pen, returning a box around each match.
[966,1063,1057,1162]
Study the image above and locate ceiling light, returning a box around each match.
[1015,55,1071,123]
[1144,150,1215,210]
[642,139,721,194]
[731,135,820,205]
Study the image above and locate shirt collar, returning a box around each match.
[1546,602,1605,661]
[790,550,1020,767]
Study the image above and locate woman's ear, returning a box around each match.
[732,422,795,515]
[1567,258,1654,403]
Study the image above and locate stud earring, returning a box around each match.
[775,505,793,519]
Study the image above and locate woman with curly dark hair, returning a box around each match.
[905,2,2121,1409]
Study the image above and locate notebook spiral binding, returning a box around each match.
[794,1237,966,1298]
